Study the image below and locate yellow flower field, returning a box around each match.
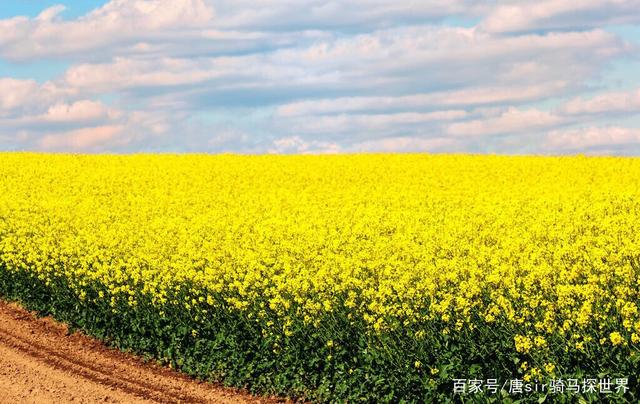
[0,153,638,401]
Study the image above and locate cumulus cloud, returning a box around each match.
[481,0,640,33]
[0,77,165,152]
[446,108,566,137]
[544,126,640,152]
[0,78,40,112]
[0,0,638,154]
[52,26,626,106]
[39,100,118,123]
[562,88,640,116]
[349,136,459,153]
[0,78,72,115]
[276,82,571,117]
[38,125,126,151]
[0,100,121,135]
[268,136,341,154]
[0,0,214,61]
[278,111,467,139]
[0,0,485,62]
[208,0,486,31]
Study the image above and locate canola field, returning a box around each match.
[0,153,639,401]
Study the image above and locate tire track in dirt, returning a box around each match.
[0,328,207,403]
[0,300,286,403]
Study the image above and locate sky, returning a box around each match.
[0,1,639,154]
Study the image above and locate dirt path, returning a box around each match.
[0,300,283,404]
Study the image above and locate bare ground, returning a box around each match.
[0,300,285,404]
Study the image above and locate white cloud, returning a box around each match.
[0,78,40,112]
[279,111,467,138]
[277,82,570,117]
[349,136,458,152]
[40,100,118,123]
[0,78,76,118]
[52,26,625,100]
[0,0,214,61]
[482,0,640,33]
[0,100,121,134]
[209,0,485,30]
[544,126,640,151]
[62,57,232,91]
[0,79,165,152]
[562,88,640,116]
[268,136,341,154]
[35,5,67,22]
[446,108,565,137]
[0,0,486,62]
[0,1,638,154]
[38,125,126,151]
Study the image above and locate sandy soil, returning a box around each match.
[0,300,283,403]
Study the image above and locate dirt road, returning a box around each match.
[0,300,281,403]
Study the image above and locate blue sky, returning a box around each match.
[0,0,639,154]
[0,1,107,18]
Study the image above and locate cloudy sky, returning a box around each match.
[0,1,639,154]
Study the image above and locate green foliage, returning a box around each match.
[0,266,637,402]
